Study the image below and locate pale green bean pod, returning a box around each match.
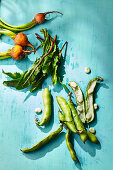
[57,97,78,133]
[21,125,63,153]
[85,77,103,123]
[68,81,86,123]
[35,87,51,126]
[65,128,79,162]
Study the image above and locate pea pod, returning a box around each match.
[57,97,77,133]
[58,110,87,143]
[58,110,65,123]
[85,77,103,123]
[87,131,98,144]
[68,81,86,123]
[68,93,88,143]
[21,125,63,153]
[65,128,79,162]
[35,87,51,126]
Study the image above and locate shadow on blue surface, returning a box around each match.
[74,134,101,158]
[21,131,65,160]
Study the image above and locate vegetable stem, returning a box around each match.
[59,41,68,56]
[23,39,54,86]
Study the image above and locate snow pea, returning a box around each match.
[65,128,79,162]
[35,87,51,126]
[68,81,86,123]
[21,125,63,153]
[57,97,78,133]
[85,77,103,123]
[68,93,88,143]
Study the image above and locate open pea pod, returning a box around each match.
[85,77,103,123]
[68,81,86,123]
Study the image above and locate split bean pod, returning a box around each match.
[68,81,86,123]
[85,77,103,123]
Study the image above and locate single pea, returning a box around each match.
[89,127,96,134]
[94,103,98,110]
[84,67,91,74]
[35,107,42,113]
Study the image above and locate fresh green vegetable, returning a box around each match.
[68,81,86,123]
[35,87,51,126]
[68,92,88,143]
[87,131,98,144]
[21,125,63,153]
[3,29,67,92]
[56,96,77,133]
[85,77,103,123]
[58,109,65,123]
[65,128,79,162]
[0,11,62,32]
[0,50,11,59]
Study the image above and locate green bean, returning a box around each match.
[58,110,87,143]
[68,81,86,123]
[68,93,88,143]
[58,110,65,123]
[65,128,79,162]
[35,87,51,126]
[87,131,98,144]
[21,125,63,153]
[85,77,103,123]
[57,97,78,133]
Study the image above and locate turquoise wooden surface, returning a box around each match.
[0,0,113,170]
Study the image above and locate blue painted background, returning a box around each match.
[0,0,113,170]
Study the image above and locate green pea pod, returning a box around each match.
[57,97,77,133]
[68,95,88,143]
[58,110,65,122]
[65,128,79,162]
[68,81,86,123]
[21,125,63,153]
[85,77,103,123]
[58,110,87,143]
[87,131,98,144]
[35,87,51,126]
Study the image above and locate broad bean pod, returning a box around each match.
[57,97,77,133]
[68,93,88,143]
[35,87,51,126]
[68,81,86,123]
[85,77,103,123]
[65,128,79,162]
[87,131,98,144]
[21,125,63,153]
